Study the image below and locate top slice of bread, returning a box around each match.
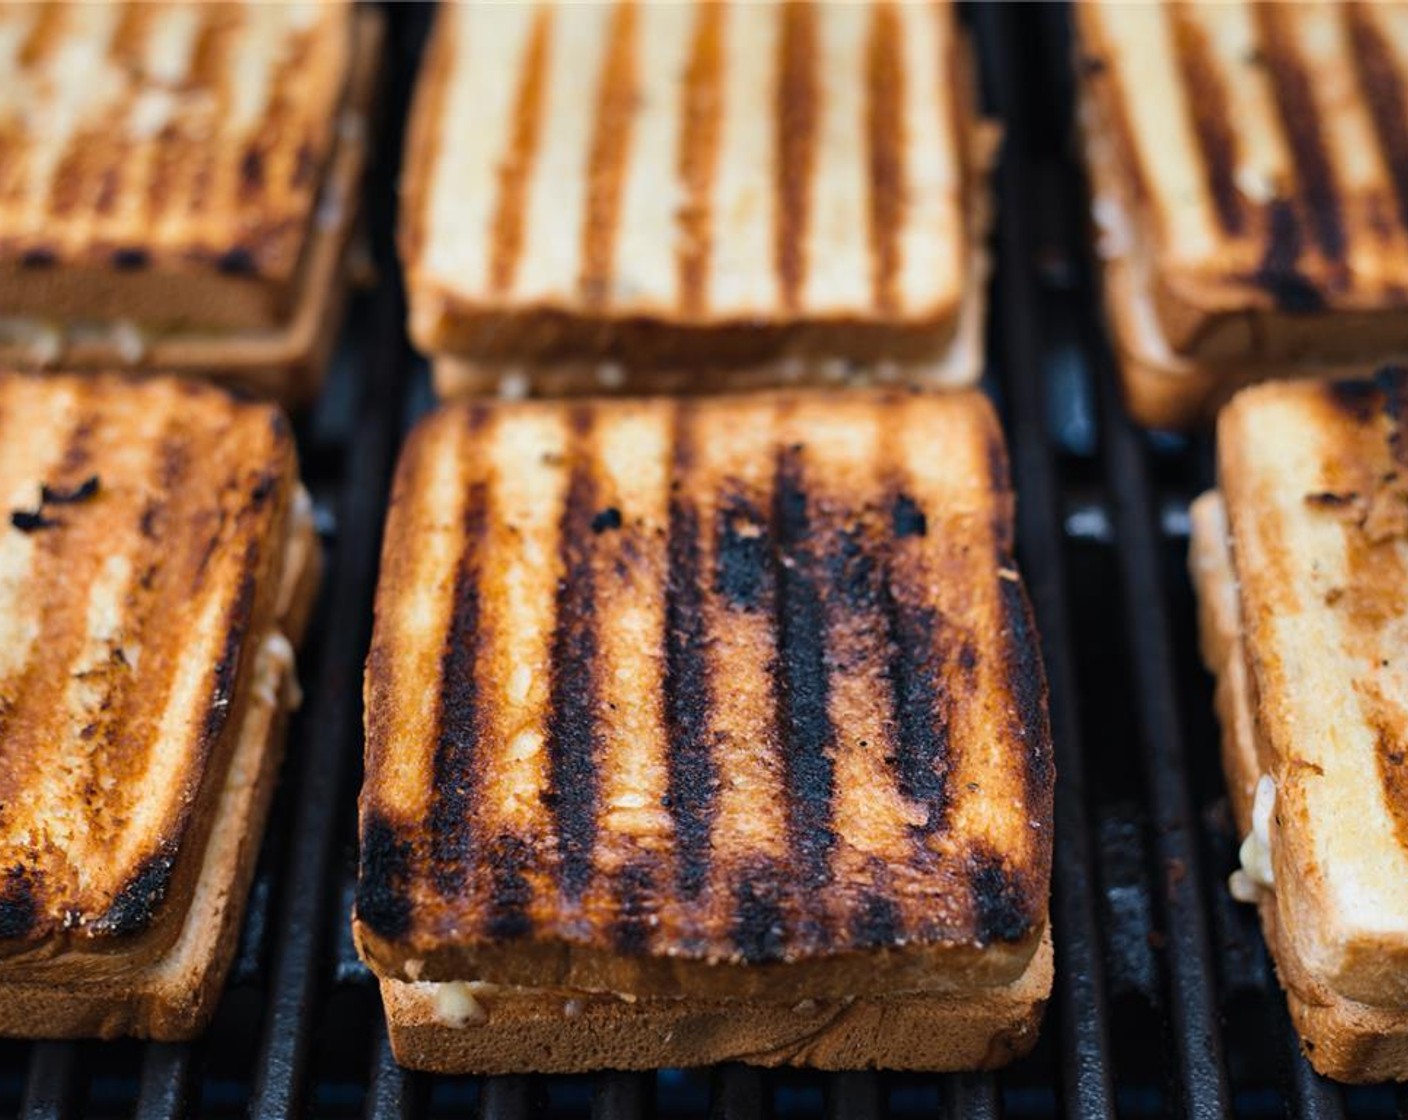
[1076,1,1408,362]
[0,372,302,983]
[0,2,355,330]
[356,390,1054,1001]
[1218,370,1408,1009]
[401,1,987,368]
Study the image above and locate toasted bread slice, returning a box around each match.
[1193,491,1408,1082]
[378,930,1051,1075]
[0,6,380,404]
[356,390,1054,1001]
[401,1,994,377]
[1201,371,1408,1015]
[0,373,309,987]
[1077,2,1408,387]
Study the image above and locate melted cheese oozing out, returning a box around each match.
[1230,774,1276,903]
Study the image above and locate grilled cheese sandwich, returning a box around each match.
[401,0,995,396]
[355,389,1054,1071]
[1076,1,1408,428]
[0,372,318,1037]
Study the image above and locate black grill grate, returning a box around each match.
[0,4,1404,1117]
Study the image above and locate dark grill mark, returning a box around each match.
[968,847,1033,945]
[732,863,787,963]
[776,1,818,309]
[999,567,1056,804]
[867,2,903,313]
[772,449,837,888]
[850,890,902,950]
[486,834,534,941]
[216,247,257,276]
[714,492,770,610]
[19,248,55,269]
[590,506,622,534]
[92,846,176,936]
[489,8,551,294]
[0,865,39,940]
[356,814,414,939]
[428,483,488,894]
[9,509,59,533]
[40,475,99,505]
[1348,9,1408,238]
[544,443,602,900]
[111,248,149,271]
[1253,199,1325,312]
[579,1,637,307]
[677,2,723,316]
[663,491,717,899]
[1169,8,1243,235]
[891,492,927,538]
[613,860,655,954]
[1258,7,1346,269]
[885,592,953,834]
[1327,374,1383,423]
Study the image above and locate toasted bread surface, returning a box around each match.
[0,372,299,980]
[379,931,1051,1075]
[1214,372,1408,1009]
[1193,492,1408,1082]
[1077,1,1408,362]
[402,1,987,367]
[0,2,354,329]
[356,390,1054,1000]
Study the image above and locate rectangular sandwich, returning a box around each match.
[0,2,379,404]
[1192,369,1408,1081]
[355,390,1054,1073]
[400,0,995,399]
[0,371,318,1039]
[1077,2,1408,429]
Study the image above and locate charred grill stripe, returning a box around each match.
[356,813,415,940]
[967,846,1033,945]
[867,3,903,313]
[850,890,902,950]
[662,417,717,899]
[92,844,177,936]
[613,859,655,954]
[1168,7,1243,236]
[883,588,953,835]
[715,491,771,611]
[1348,6,1408,237]
[485,833,534,941]
[732,860,787,963]
[677,2,723,316]
[579,2,637,308]
[1254,198,1324,313]
[772,448,836,889]
[544,414,603,900]
[428,479,489,896]
[775,1,817,310]
[1257,6,1347,268]
[489,7,551,294]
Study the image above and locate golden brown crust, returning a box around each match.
[402,2,992,371]
[356,390,1054,1000]
[0,372,303,982]
[0,1,353,321]
[379,932,1052,1076]
[1077,1,1408,371]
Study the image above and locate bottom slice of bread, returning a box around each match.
[1192,493,1408,1082]
[0,493,321,1040]
[380,933,1051,1075]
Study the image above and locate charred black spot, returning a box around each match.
[828,526,877,609]
[1305,490,1360,509]
[590,506,622,534]
[1253,200,1324,313]
[9,509,59,533]
[40,475,99,505]
[885,594,952,833]
[216,247,257,276]
[544,450,602,899]
[201,567,255,745]
[732,864,788,963]
[249,470,278,508]
[1327,376,1383,424]
[891,493,927,538]
[93,847,176,935]
[429,485,487,894]
[20,248,55,269]
[850,892,902,949]
[714,492,770,610]
[111,247,150,271]
[1172,15,1244,236]
[486,834,534,941]
[613,861,655,954]
[239,148,265,194]
[968,848,1033,945]
[772,450,837,888]
[0,865,39,939]
[663,496,718,900]
[999,571,1055,799]
[356,814,414,939]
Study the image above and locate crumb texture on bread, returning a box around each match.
[1079,2,1408,318]
[0,2,352,282]
[403,1,981,363]
[357,390,1053,998]
[1213,369,1408,1009]
[0,372,297,967]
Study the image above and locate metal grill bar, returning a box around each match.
[478,1074,534,1120]
[366,1027,424,1120]
[710,1065,764,1119]
[134,1042,194,1120]
[20,1042,78,1120]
